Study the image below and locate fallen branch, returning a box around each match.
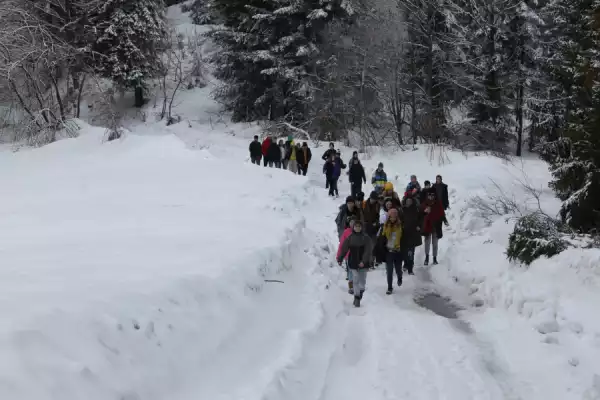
[264,279,285,283]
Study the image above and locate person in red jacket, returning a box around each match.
[261,137,272,167]
[420,190,448,265]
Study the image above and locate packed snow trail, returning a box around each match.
[258,165,511,400]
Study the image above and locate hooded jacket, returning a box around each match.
[249,140,262,158]
[322,148,336,161]
[336,227,353,261]
[297,146,312,166]
[349,160,366,184]
[362,199,381,234]
[372,169,387,188]
[432,182,449,209]
[267,141,281,162]
[336,231,373,269]
[382,219,403,251]
[335,204,363,238]
[261,138,272,157]
[401,202,423,248]
[324,158,346,179]
[421,198,445,238]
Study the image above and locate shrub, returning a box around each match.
[506,212,568,265]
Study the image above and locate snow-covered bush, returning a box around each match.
[506,212,568,265]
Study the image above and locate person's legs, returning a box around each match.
[346,262,353,293]
[393,251,403,285]
[328,178,335,196]
[333,178,339,196]
[404,247,415,274]
[432,233,439,258]
[357,268,367,298]
[302,165,308,176]
[282,160,288,170]
[289,160,298,173]
[263,157,268,167]
[352,269,362,297]
[424,235,431,256]
[385,252,394,291]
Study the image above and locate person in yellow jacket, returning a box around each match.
[382,182,401,206]
[288,139,298,173]
[382,208,403,294]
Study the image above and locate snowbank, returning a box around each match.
[0,122,341,399]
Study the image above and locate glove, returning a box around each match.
[359,262,364,268]
[337,260,343,266]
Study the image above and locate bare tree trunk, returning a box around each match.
[76,74,86,118]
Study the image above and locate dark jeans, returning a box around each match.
[275,161,281,168]
[298,164,308,175]
[265,160,274,167]
[282,159,288,170]
[263,157,268,166]
[351,182,363,197]
[251,156,261,165]
[327,177,339,196]
[403,247,415,273]
[386,251,403,289]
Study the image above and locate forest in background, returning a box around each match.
[0,0,598,250]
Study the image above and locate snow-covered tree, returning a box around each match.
[90,0,167,107]
[538,0,600,233]
[506,212,567,265]
[209,0,352,123]
[186,0,218,24]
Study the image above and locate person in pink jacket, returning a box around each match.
[337,219,355,294]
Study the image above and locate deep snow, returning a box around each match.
[1,3,600,400]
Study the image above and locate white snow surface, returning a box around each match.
[1,4,600,400]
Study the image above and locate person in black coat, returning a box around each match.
[321,142,336,161]
[432,175,450,210]
[249,135,262,165]
[419,180,433,204]
[297,142,312,175]
[266,139,281,167]
[348,157,366,198]
[400,196,423,274]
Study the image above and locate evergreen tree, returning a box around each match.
[540,0,600,233]
[209,0,351,123]
[91,0,167,107]
[188,0,218,24]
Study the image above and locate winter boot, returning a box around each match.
[397,277,402,287]
[386,288,393,295]
[433,257,438,265]
[353,296,361,307]
[424,255,429,266]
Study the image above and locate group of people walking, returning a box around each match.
[249,135,313,175]
[250,137,452,309]
[333,150,450,308]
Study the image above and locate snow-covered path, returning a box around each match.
[252,167,511,400]
[4,118,598,398]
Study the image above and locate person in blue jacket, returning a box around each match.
[323,151,346,197]
[371,162,388,193]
